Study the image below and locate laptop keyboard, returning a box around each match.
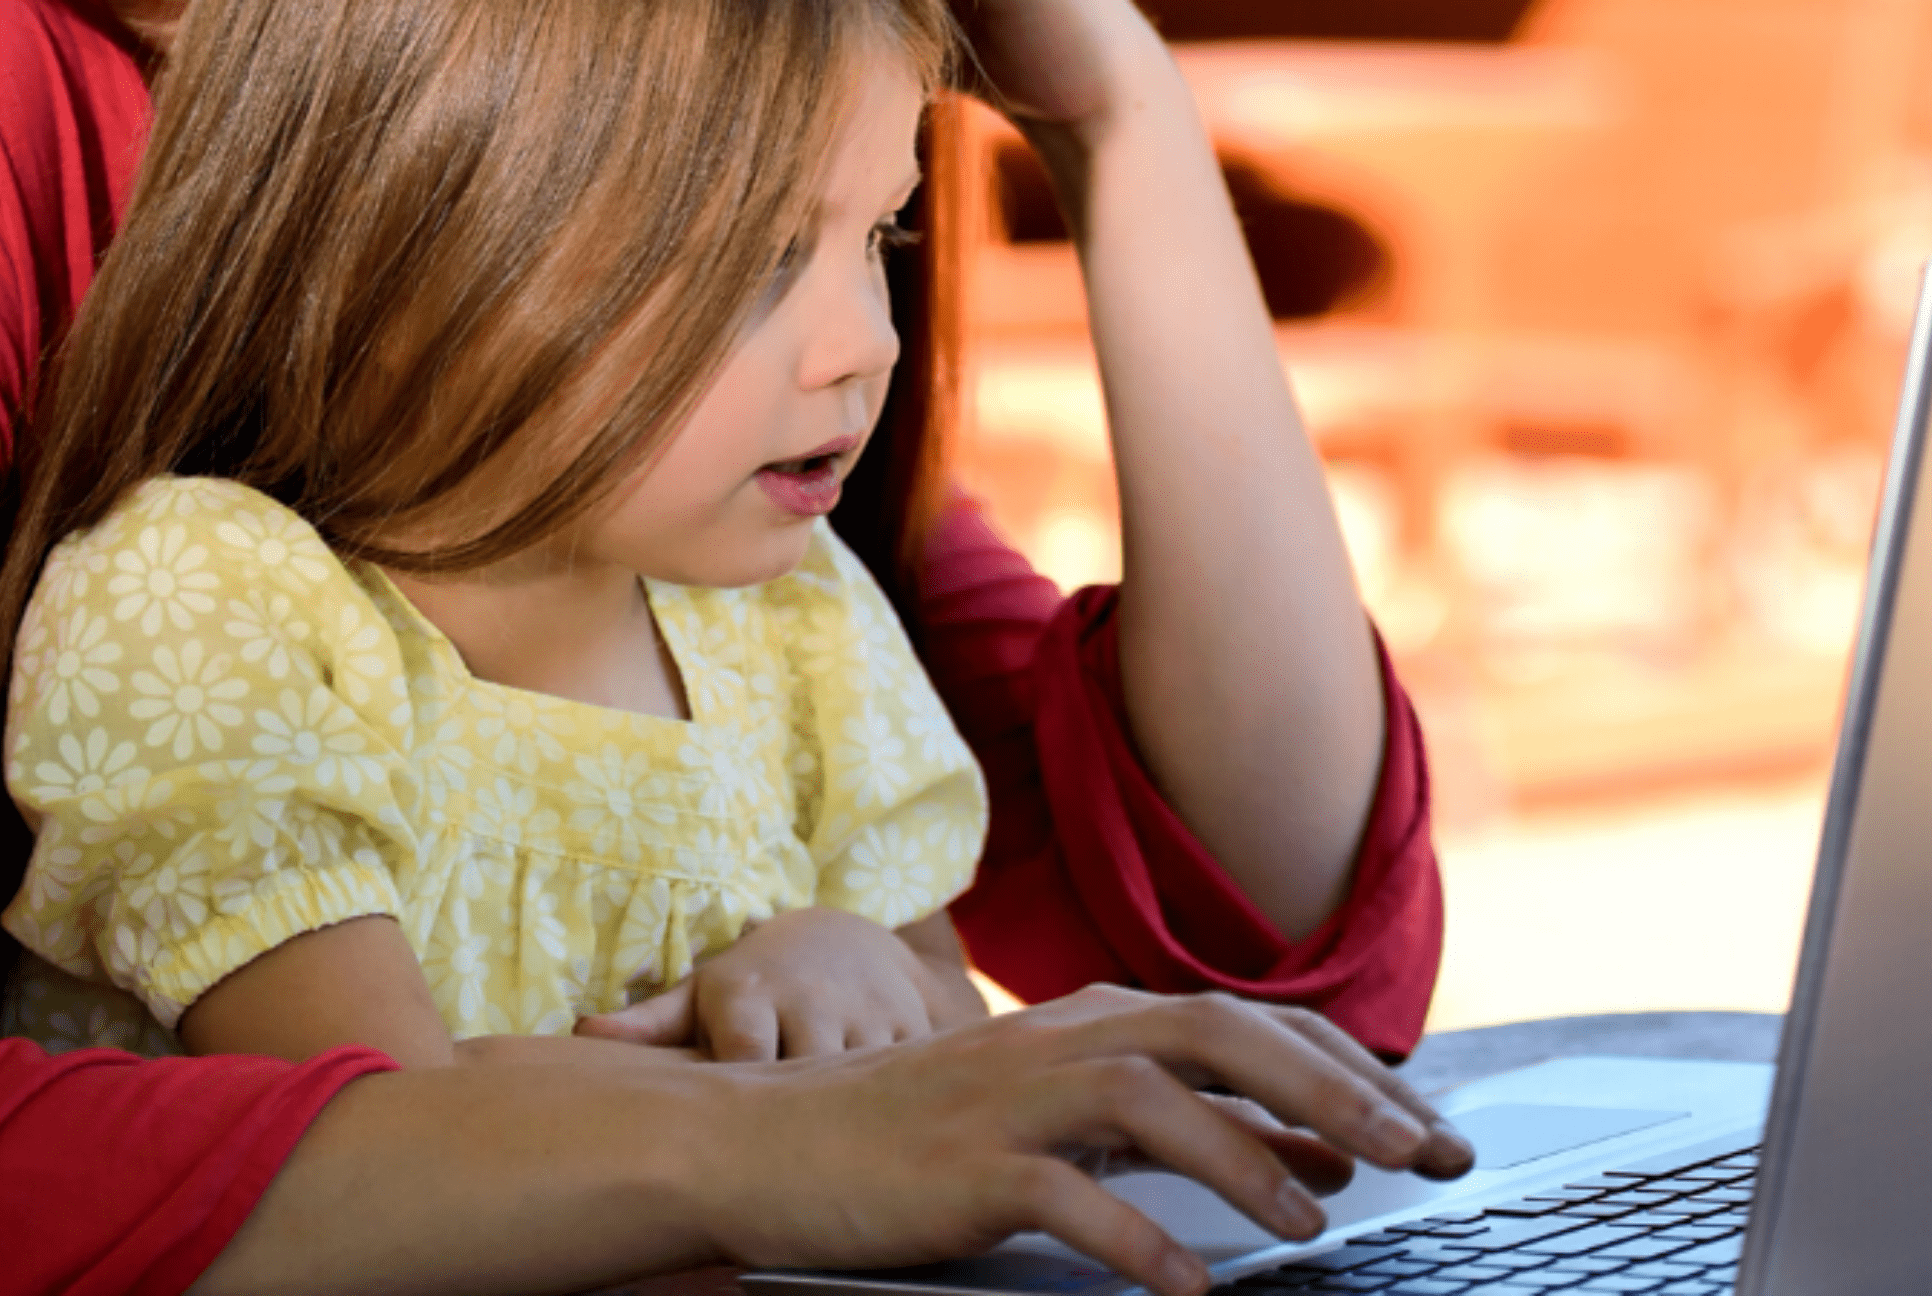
[1211,1135,1759,1295]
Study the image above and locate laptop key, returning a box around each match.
[1570,1278,1664,1293]
[1480,1253,1557,1271]
[1436,1217,1591,1253]
[1666,1236,1743,1267]
[1421,1224,1491,1239]
[1357,1261,1438,1280]
[1428,1263,1510,1282]
[1306,1275,1390,1292]
[1653,1225,1736,1244]
[1590,1237,1692,1262]
[1292,1247,1406,1274]
[1485,1199,1576,1218]
[1379,1282,1471,1295]
[1605,1137,1760,1179]
[1521,1224,1646,1256]
[1623,1261,1700,1280]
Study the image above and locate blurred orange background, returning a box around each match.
[951,0,1932,1029]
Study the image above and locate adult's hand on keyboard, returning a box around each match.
[698,985,1474,1296]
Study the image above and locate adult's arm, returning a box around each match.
[930,499,1440,1059]
[193,986,1472,1296]
[952,2,1388,942]
[0,1036,394,1296]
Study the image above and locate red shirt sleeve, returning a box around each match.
[0,1038,398,1296]
[0,0,152,459]
[925,495,1442,1059]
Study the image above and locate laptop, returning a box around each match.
[741,264,1932,1296]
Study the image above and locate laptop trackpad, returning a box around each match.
[1456,1104,1688,1169]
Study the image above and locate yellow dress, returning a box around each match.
[1,476,987,1053]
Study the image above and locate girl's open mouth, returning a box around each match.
[756,441,855,518]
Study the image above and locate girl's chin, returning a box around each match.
[638,525,816,590]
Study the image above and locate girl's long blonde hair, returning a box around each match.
[0,0,958,972]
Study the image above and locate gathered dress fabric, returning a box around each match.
[3,477,986,1051]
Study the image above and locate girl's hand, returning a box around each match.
[951,0,1168,137]
[575,908,986,1061]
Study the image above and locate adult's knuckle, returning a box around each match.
[1071,983,1137,1012]
[1005,1156,1069,1213]
[1277,1004,1320,1033]
[1093,1055,1163,1111]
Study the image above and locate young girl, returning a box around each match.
[0,0,994,1066]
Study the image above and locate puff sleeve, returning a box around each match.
[771,524,988,930]
[3,478,419,1031]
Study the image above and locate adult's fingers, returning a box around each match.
[705,992,782,1063]
[573,979,696,1046]
[1070,992,1436,1171]
[1022,1057,1324,1241]
[1200,1094,1354,1198]
[1001,1155,1211,1296]
[1269,1008,1473,1180]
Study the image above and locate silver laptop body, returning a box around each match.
[743,265,1932,1296]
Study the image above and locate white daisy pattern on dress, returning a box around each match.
[128,639,248,759]
[40,607,122,725]
[108,522,220,635]
[3,484,985,1055]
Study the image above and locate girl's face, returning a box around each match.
[569,52,927,588]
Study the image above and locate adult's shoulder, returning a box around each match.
[0,0,153,461]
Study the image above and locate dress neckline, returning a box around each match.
[355,563,704,732]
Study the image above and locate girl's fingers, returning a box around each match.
[781,1010,849,1060]
[573,979,695,1046]
[1001,1155,1211,1296]
[706,994,782,1063]
[1268,1009,1473,1179]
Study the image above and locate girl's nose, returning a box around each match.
[798,261,901,392]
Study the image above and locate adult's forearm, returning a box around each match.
[189,1063,723,1296]
[1022,32,1384,943]
[194,986,1474,1296]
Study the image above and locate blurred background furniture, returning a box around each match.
[952,0,1932,1031]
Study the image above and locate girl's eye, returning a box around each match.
[867,218,922,260]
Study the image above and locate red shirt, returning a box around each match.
[0,1037,397,1296]
[0,0,148,452]
[927,502,1441,1057]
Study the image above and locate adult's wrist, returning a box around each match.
[1011,38,1200,233]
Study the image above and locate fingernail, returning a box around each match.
[1365,1105,1428,1160]
[1423,1124,1477,1176]
[1275,1182,1324,1237]
[1160,1249,1207,1296]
